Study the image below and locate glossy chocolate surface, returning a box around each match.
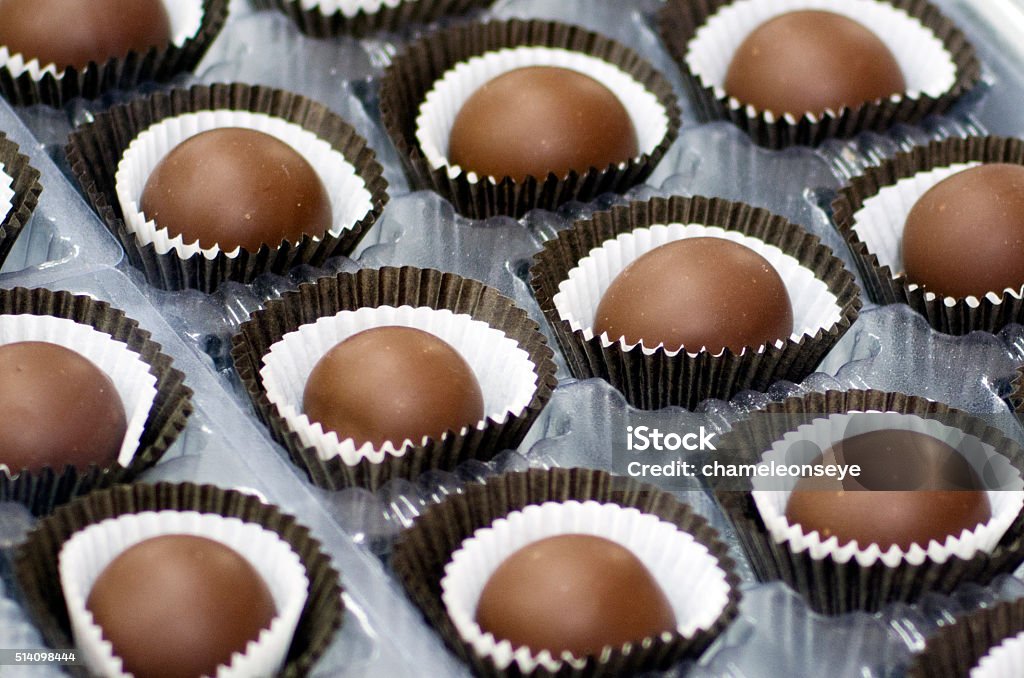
[474,534,676,657]
[902,163,1024,299]
[86,534,277,678]
[0,341,126,474]
[140,127,332,252]
[0,0,172,70]
[593,237,794,354]
[785,429,992,550]
[302,326,485,449]
[447,66,639,182]
[724,10,905,117]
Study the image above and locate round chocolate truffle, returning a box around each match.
[0,341,126,474]
[785,429,992,551]
[0,0,172,71]
[902,163,1024,299]
[86,534,277,678]
[447,66,639,182]
[593,237,794,354]
[475,534,676,657]
[302,326,485,449]
[140,127,333,252]
[724,10,906,117]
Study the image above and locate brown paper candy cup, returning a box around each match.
[906,598,1024,677]
[390,467,742,677]
[0,0,229,107]
[65,82,389,293]
[715,388,1024,614]
[832,135,1024,335]
[379,18,681,219]
[230,266,558,491]
[658,0,980,148]
[529,194,861,410]
[0,131,42,269]
[13,481,343,678]
[0,287,192,516]
[249,0,494,38]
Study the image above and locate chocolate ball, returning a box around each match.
[593,237,794,354]
[302,326,485,449]
[0,341,126,474]
[724,10,906,117]
[447,66,639,182]
[0,0,171,70]
[86,534,277,678]
[785,429,992,551]
[902,164,1024,299]
[475,534,676,657]
[140,127,333,252]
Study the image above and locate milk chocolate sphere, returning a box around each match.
[902,164,1024,299]
[785,429,992,550]
[475,534,676,657]
[0,341,126,474]
[86,534,277,678]
[593,237,794,354]
[140,127,333,252]
[303,326,485,448]
[0,0,172,70]
[724,10,905,117]
[447,66,639,182]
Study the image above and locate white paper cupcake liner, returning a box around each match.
[972,631,1024,678]
[296,0,409,16]
[259,305,540,465]
[440,500,733,673]
[552,223,842,357]
[0,314,158,476]
[750,412,1024,568]
[684,0,956,123]
[59,510,309,678]
[415,45,669,183]
[114,110,373,261]
[0,0,204,80]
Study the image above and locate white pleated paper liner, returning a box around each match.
[260,305,539,465]
[715,389,1024,614]
[750,412,1024,568]
[529,194,861,410]
[379,18,681,219]
[0,0,228,107]
[231,266,558,491]
[0,132,41,269]
[249,0,494,37]
[115,110,374,261]
[832,135,1024,335]
[66,83,389,292]
[657,0,980,148]
[906,598,1024,677]
[60,511,308,678]
[415,45,669,183]
[0,287,192,516]
[391,468,743,677]
[441,500,734,674]
[13,482,344,678]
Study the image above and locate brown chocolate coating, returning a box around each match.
[86,534,277,678]
[0,341,126,474]
[593,237,794,354]
[724,10,906,117]
[475,534,676,657]
[0,0,171,70]
[902,163,1024,299]
[302,326,485,449]
[447,66,639,182]
[140,127,333,252]
[785,429,992,551]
